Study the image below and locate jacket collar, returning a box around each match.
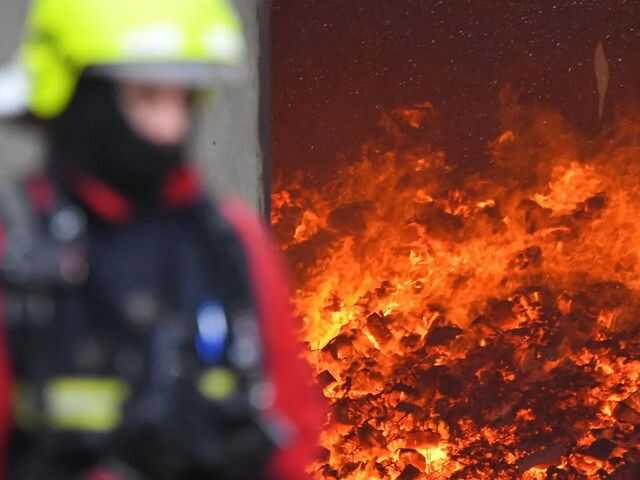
[70,165,203,224]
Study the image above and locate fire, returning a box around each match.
[273,98,640,479]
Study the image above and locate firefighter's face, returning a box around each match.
[117,81,192,146]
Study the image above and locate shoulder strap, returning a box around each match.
[0,176,87,291]
[190,199,278,410]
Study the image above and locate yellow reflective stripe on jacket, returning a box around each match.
[198,367,238,400]
[14,383,41,430]
[15,377,130,432]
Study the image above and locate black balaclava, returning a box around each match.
[48,75,187,208]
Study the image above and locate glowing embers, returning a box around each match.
[273,99,640,479]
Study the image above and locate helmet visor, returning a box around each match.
[87,61,248,87]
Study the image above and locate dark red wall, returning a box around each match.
[273,0,640,178]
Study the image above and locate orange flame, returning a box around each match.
[273,98,640,479]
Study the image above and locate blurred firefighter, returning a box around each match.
[0,1,325,479]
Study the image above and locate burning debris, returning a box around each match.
[273,98,640,479]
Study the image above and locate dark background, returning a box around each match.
[273,0,640,178]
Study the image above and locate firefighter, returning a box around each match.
[0,1,324,479]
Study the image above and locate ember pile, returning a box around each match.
[272,96,640,479]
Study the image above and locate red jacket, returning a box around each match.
[222,200,327,479]
[0,168,326,479]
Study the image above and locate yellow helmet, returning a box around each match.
[0,0,247,118]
